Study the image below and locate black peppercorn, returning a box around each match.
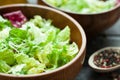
[93,49,120,68]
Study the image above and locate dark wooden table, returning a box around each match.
[75,19,120,80]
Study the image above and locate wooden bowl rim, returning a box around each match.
[0,4,86,78]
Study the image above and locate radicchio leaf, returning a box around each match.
[3,10,27,28]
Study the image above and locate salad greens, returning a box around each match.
[0,15,78,75]
[45,0,117,13]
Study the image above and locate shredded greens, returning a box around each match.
[0,15,78,75]
[45,0,116,13]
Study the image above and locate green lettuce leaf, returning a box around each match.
[0,27,11,41]
[9,28,27,39]
[36,43,53,66]
[21,22,46,44]
[0,16,13,30]
[0,49,15,65]
[0,60,10,73]
[8,64,26,75]
[27,64,45,74]
[56,26,70,43]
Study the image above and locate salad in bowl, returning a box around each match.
[44,0,119,14]
[0,10,78,75]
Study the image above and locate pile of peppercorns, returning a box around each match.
[93,49,120,68]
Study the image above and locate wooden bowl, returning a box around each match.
[0,4,86,80]
[38,0,120,37]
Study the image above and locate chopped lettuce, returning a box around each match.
[0,49,15,65]
[0,27,11,41]
[0,16,13,30]
[9,28,27,39]
[55,26,70,47]
[21,22,46,44]
[0,60,10,73]
[27,64,45,74]
[0,14,78,75]
[8,64,26,75]
[45,0,116,13]
[15,54,40,67]
[14,53,45,74]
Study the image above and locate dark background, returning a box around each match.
[75,19,120,80]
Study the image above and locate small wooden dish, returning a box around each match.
[88,47,120,72]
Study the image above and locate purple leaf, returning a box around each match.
[3,10,27,28]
